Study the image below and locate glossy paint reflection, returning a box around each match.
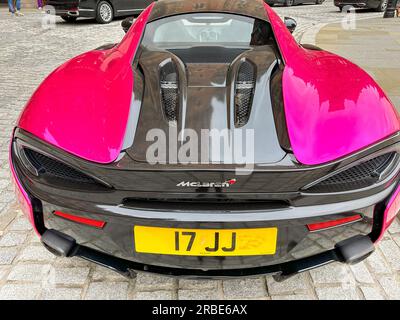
[17,5,155,164]
[265,4,399,165]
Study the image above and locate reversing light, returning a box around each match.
[53,211,106,229]
[307,214,363,232]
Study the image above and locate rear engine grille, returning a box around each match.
[305,152,396,193]
[24,148,99,185]
[235,60,256,127]
[160,61,179,122]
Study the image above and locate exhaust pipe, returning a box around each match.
[273,235,374,282]
[41,229,76,257]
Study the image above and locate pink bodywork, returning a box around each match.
[17,4,155,164]
[265,4,399,165]
[16,3,399,166]
[9,130,38,235]
[376,185,400,243]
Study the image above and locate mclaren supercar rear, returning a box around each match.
[10,0,400,280]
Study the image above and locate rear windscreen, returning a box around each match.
[142,13,273,48]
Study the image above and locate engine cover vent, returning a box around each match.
[305,152,396,193]
[235,60,256,127]
[160,61,179,123]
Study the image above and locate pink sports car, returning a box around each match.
[9,0,400,281]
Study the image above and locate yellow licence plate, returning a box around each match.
[134,226,278,256]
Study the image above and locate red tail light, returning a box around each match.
[53,211,106,229]
[307,214,363,232]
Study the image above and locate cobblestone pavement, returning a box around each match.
[0,2,399,300]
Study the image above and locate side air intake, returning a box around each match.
[160,61,179,122]
[235,60,256,127]
[305,152,396,193]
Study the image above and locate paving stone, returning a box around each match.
[378,276,400,299]
[0,247,18,265]
[7,264,51,282]
[135,272,176,291]
[0,192,15,204]
[222,278,267,299]
[360,286,385,300]
[365,250,392,275]
[134,290,175,300]
[92,265,127,281]
[17,245,56,262]
[178,279,220,290]
[42,287,83,300]
[393,234,400,248]
[388,218,400,234]
[0,232,27,247]
[0,266,10,280]
[8,216,33,231]
[349,261,375,284]
[85,282,129,300]
[0,191,16,204]
[0,208,17,231]
[310,263,355,285]
[178,288,223,300]
[0,283,41,300]
[271,294,315,300]
[378,240,400,271]
[48,267,90,286]
[315,286,360,300]
[266,273,310,295]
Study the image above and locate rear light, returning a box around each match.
[307,214,363,232]
[53,211,106,229]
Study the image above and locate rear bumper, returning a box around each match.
[10,130,400,279]
[35,184,392,274]
[11,157,399,278]
[41,229,375,280]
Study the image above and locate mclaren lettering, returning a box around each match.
[176,180,236,188]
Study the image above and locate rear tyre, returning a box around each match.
[61,15,77,22]
[375,0,388,12]
[96,1,113,24]
[284,0,294,6]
